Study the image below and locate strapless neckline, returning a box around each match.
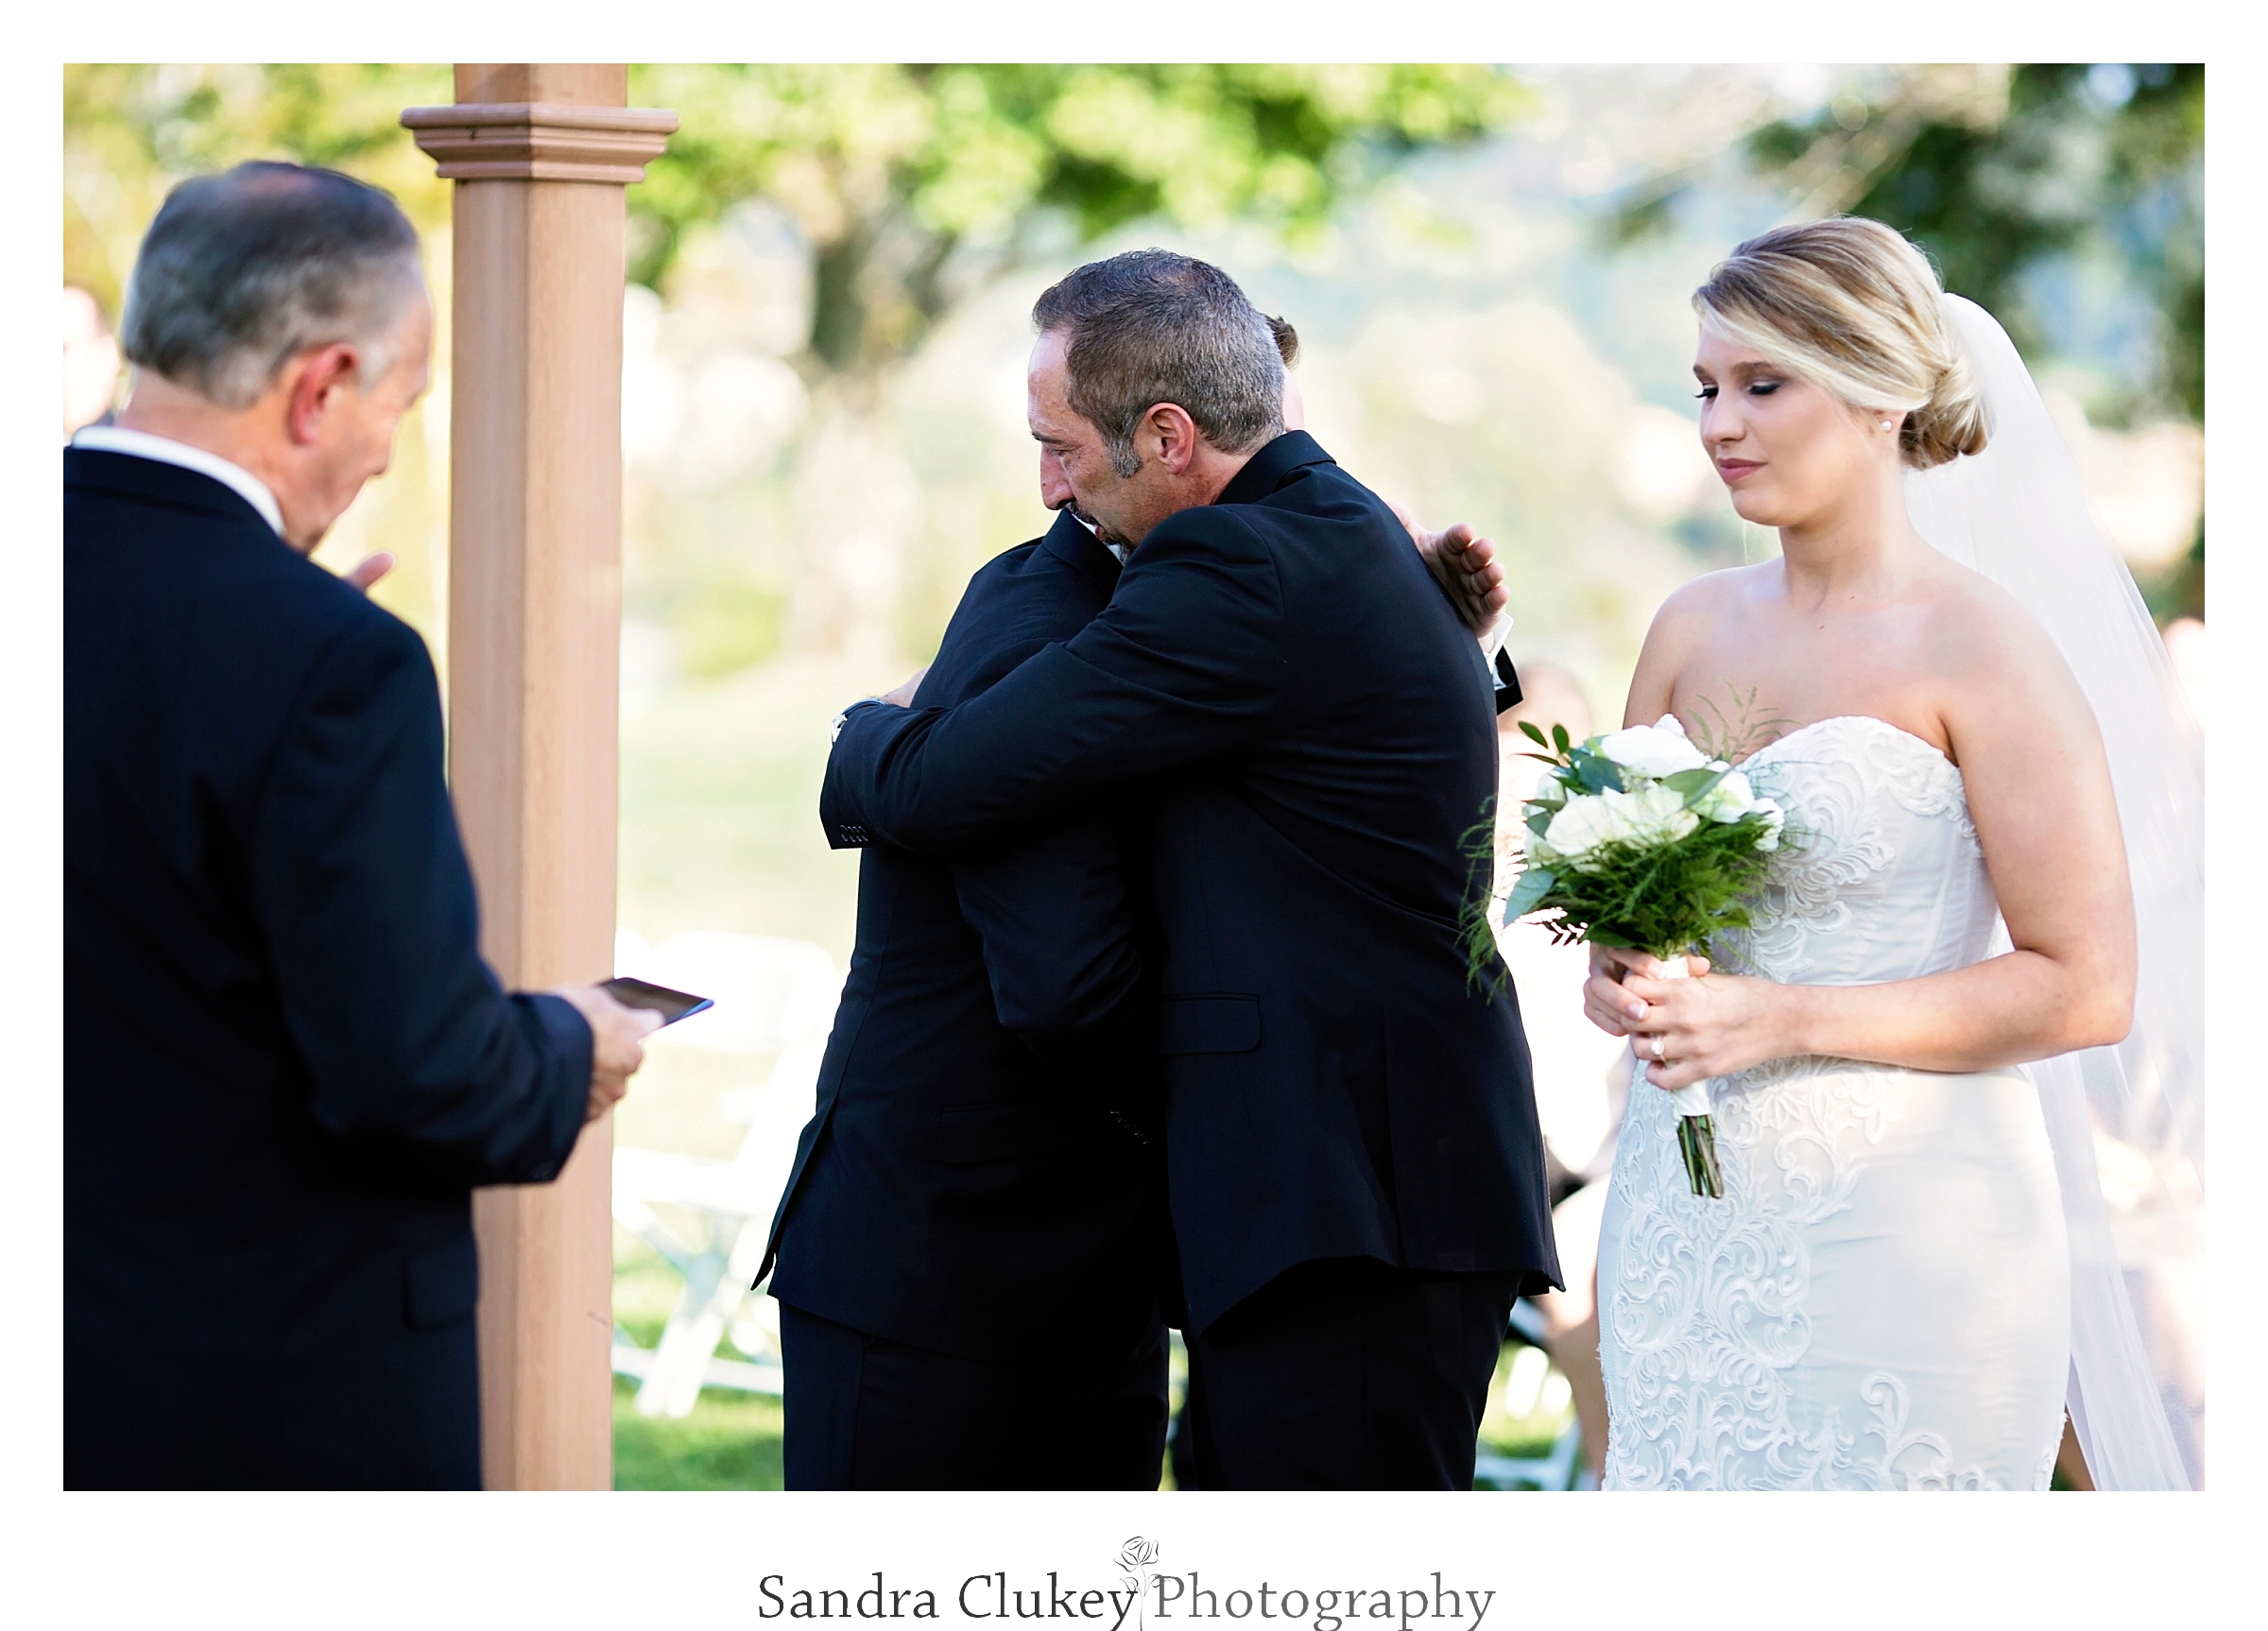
[1741,713,1957,777]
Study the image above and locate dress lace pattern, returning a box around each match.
[1595,716,2068,1491]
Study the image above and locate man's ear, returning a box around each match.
[283,343,361,447]
[1145,402,1201,475]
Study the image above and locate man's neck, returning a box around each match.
[1182,440,1258,509]
[115,376,294,503]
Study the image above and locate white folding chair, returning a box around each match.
[1469,1298,1589,1490]
[608,930,843,1417]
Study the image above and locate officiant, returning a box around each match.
[64,161,660,1490]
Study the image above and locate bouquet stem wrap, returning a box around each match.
[1651,954,1723,1199]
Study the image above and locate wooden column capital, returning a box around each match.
[401,102,678,184]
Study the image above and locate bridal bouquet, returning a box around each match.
[1498,714,1785,1198]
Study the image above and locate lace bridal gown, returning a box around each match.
[1595,713,2070,1490]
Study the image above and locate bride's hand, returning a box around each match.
[1610,956,1797,1092]
[1581,944,1656,1038]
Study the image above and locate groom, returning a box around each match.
[823,250,1561,1489]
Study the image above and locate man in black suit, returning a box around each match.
[65,162,659,1490]
[760,466,1173,1488]
[823,250,1562,1490]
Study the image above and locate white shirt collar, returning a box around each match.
[72,425,285,539]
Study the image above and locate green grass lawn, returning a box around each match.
[609,1323,1570,1491]
[614,1378,785,1489]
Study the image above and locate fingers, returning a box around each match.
[1584,973,1645,1033]
[880,666,930,709]
[343,552,396,593]
[553,984,662,1101]
[1641,1055,1713,1093]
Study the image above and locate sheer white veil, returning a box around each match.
[1905,295,2204,1490]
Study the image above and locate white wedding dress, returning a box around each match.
[1594,713,2070,1490]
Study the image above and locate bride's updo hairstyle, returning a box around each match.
[1693,216,1988,470]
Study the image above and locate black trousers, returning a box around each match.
[778,1301,1170,1490]
[1180,1257,1515,1490]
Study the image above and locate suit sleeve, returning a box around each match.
[823,507,1285,853]
[248,612,592,1188]
[950,812,1159,1134]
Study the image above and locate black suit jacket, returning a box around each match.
[765,511,1168,1366]
[64,448,593,1489]
[823,433,1561,1334]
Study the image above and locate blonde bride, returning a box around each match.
[1584,218,2198,1490]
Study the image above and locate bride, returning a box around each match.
[1583,217,2200,1490]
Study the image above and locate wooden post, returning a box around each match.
[404,66,675,1491]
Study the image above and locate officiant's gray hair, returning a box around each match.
[1034,249,1284,477]
[120,161,425,409]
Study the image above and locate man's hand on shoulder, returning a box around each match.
[553,985,663,1124]
[1393,505,1509,639]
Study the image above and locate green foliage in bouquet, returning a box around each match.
[1467,716,1787,987]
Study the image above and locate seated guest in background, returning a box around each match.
[65,162,659,1490]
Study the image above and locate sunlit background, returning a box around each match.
[64,62,2205,1487]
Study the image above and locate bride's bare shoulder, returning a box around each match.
[1645,562,1777,644]
[1921,558,2092,720]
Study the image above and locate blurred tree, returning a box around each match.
[627,64,1528,388]
[625,63,1528,657]
[67,63,1529,659]
[1740,63,2202,423]
[64,64,453,311]
[68,63,1526,385]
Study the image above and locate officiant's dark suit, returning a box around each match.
[763,507,1172,1490]
[825,419,1564,1488]
[65,448,595,1489]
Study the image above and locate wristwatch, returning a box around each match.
[829,697,884,745]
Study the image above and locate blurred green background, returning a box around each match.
[65,62,2205,1489]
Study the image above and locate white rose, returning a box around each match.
[1596,714,1710,780]
[1691,768,1758,824]
[1751,798,1785,850]
[1608,781,1701,846]
[1522,821,1561,867]
[1541,793,1620,869]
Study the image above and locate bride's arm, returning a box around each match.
[1590,591,2138,1090]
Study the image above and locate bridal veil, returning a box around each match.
[1905,295,2204,1489]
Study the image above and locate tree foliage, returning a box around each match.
[65,63,1526,383]
[1741,64,2203,423]
[1606,64,2203,619]
[627,64,1528,379]
[63,64,453,313]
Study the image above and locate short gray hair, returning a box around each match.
[1033,249,1284,478]
[120,161,425,409]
